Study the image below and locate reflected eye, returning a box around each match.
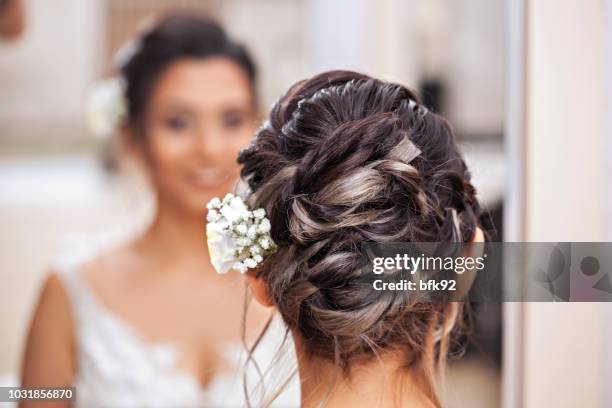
[222,113,246,130]
[164,116,190,131]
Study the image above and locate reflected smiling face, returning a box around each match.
[135,57,257,214]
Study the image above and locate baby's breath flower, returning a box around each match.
[243,258,257,268]
[207,211,220,222]
[258,219,271,233]
[207,197,221,209]
[236,237,250,247]
[233,261,248,274]
[247,225,257,239]
[205,195,277,274]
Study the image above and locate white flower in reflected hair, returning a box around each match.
[85,77,127,138]
[206,193,277,274]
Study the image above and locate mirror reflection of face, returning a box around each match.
[139,57,257,214]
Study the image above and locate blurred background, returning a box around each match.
[0,0,519,407]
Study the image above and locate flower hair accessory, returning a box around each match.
[85,77,128,138]
[206,193,277,274]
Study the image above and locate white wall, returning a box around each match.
[0,0,105,146]
[521,0,605,407]
[604,1,612,406]
[447,0,505,137]
[303,0,505,138]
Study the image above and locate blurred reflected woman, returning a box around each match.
[230,70,485,407]
[20,13,298,407]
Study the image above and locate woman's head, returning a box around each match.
[238,70,482,404]
[119,13,258,212]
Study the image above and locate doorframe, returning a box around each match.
[502,0,527,407]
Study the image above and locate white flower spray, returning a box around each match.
[206,193,277,274]
[85,77,128,138]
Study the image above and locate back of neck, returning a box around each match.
[297,350,438,408]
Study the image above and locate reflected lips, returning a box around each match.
[186,168,228,188]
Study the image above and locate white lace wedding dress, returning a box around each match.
[53,244,300,408]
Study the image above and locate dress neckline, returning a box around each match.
[52,235,300,407]
[64,255,237,394]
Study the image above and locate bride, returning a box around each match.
[20,13,298,408]
[213,70,485,407]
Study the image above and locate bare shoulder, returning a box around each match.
[20,270,77,389]
[28,236,144,339]
[33,270,74,329]
[22,239,141,356]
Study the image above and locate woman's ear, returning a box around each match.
[470,226,485,249]
[453,226,486,300]
[245,271,274,308]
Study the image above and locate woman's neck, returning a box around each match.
[134,175,241,271]
[297,347,437,408]
[135,200,210,268]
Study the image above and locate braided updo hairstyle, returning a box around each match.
[238,70,481,406]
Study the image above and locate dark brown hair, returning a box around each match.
[238,70,481,406]
[118,12,257,139]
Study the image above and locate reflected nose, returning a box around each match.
[195,125,225,160]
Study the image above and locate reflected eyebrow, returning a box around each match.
[155,100,194,115]
[221,106,253,115]
[218,98,256,111]
[153,95,255,116]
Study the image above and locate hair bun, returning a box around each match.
[238,70,482,376]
